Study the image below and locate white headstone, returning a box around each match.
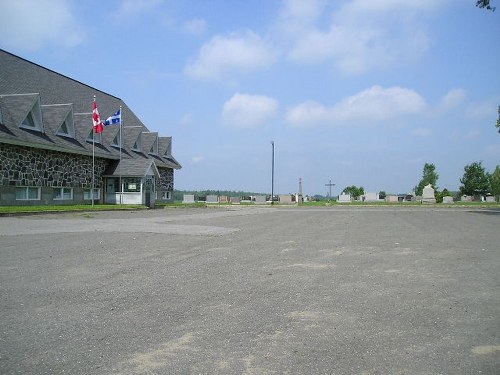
[338,193,351,203]
[364,192,379,202]
[254,195,267,204]
[442,196,454,204]
[421,184,436,204]
[183,194,195,204]
[206,195,219,204]
[279,195,293,204]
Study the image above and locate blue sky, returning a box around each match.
[1,0,499,196]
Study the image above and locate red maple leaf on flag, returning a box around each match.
[92,99,104,134]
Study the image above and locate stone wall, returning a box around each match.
[157,167,174,191]
[0,143,110,205]
[0,143,108,188]
[156,167,174,202]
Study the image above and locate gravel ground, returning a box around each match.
[1,206,499,374]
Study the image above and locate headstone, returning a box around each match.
[219,195,229,203]
[421,184,436,204]
[254,195,267,204]
[183,194,195,204]
[206,195,219,204]
[295,194,303,203]
[442,196,454,204]
[461,195,472,202]
[279,195,293,204]
[364,192,379,202]
[485,196,495,203]
[241,196,252,203]
[230,197,241,204]
[385,195,398,203]
[338,193,351,203]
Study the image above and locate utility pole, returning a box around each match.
[271,141,275,205]
[325,179,335,200]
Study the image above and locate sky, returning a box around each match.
[1,0,499,196]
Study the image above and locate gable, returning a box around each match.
[20,96,43,132]
[41,104,75,139]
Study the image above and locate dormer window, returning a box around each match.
[111,132,122,148]
[164,142,172,157]
[149,138,158,155]
[57,110,75,138]
[132,133,142,151]
[20,98,43,132]
[87,129,101,143]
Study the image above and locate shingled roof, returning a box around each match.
[0,49,181,171]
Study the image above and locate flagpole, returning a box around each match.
[119,105,123,205]
[92,96,95,208]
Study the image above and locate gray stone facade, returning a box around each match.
[1,143,107,188]
[0,143,109,205]
[157,167,174,191]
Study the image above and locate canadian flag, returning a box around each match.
[92,99,104,134]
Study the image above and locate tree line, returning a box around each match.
[340,162,500,202]
[414,162,500,200]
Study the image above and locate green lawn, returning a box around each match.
[0,204,146,214]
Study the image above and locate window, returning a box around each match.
[132,133,142,152]
[22,112,35,127]
[57,111,75,138]
[53,187,73,200]
[15,187,41,200]
[84,188,101,200]
[111,132,122,148]
[162,191,171,200]
[20,98,43,132]
[123,178,141,192]
[149,138,158,156]
[86,129,101,143]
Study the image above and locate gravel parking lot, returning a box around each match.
[1,206,499,374]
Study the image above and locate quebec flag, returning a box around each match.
[103,109,121,126]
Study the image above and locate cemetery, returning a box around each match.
[177,187,499,207]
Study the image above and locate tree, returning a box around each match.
[415,163,439,196]
[496,106,500,133]
[476,0,496,11]
[460,161,490,196]
[490,165,500,200]
[342,185,365,199]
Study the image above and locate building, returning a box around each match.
[0,49,181,206]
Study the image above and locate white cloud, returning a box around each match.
[286,86,427,127]
[181,18,207,36]
[465,96,500,120]
[280,0,444,74]
[180,113,194,127]
[277,0,327,36]
[191,156,205,164]
[436,89,466,113]
[285,100,331,127]
[184,31,276,81]
[222,93,279,128]
[0,0,83,51]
